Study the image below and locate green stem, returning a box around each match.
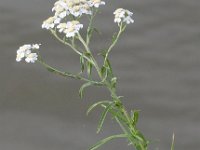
[103,23,126,65]
[37,59,103,86]
[50,30,95,66]
[77,31,148,150]
[48,23,148,150]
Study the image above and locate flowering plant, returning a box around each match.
[15,1,174,150]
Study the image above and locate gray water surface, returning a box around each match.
[1,0,200,149]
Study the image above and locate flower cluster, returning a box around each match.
[88,0,105,8]
[42,0,105,37]
[16,44,40,63]
[114,8,134,24]
[57,21,83,37]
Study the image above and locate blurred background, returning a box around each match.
[1,0,200,149]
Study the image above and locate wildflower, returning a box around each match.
[16,45,32,62]
[57,21,83,37]
[66,0,92,17]
[114,8,134,24]
[57,23,68,32]
[42,16,60,30]
[88,0,105,8]
[16,44,40,63]
[25,53,38,63]
[52,1,69,19]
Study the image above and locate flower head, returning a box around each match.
[114,8,134,24]
[57,20,83,37]
[52,0,69,19]
[88,0,105,8]
[42,16,60,30]
[52,0,92,18]
[25,53,38,63]
[67,0,92,17]
[16,44,40,63]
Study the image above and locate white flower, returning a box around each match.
[16,44,32,62]
[52,1,69,19]
[32,44,41,49]
[66,0,92,17]
[57,20,83,37]
[114,8,134,24]
[16,44,40,63]
[25,53,38,63]
[57,23,68,32]
[42,17,60,30]
[88,0,105,8]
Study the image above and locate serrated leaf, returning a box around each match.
[97,103,113,133]
[79,82,94,99]
[89,134,127,150]
[87,100,111,115]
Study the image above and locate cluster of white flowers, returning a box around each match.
[88,0,105,8]
[16,44,40,63]
[42,16,61,30]
[42,0,105,37]
[57,21,83,37]
[114,8,134,24]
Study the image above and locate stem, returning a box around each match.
[103,23,126,65]
[47,22,148,150]
[77,32,148,150]
[50,30,95,66]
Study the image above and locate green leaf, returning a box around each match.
[79,82,94,99]
[171,133,175,150]
[80,54,85,73]
[97,103,113,133]
[111,77,117,89]
[105,59,113,76]
[46,67,55,73]
[131,110,140,126]
[112,32,118,43]
[86,61,93,77]
[89,134,127,150]
[87,101,111,115]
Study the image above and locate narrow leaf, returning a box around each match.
[87,101,111,115]
[97,103,113,133]
[171,133,175,150]
[86,61,93,77]
[89,134,127,150]
[80,54,85,73]
[131,110,140,126]
[79,82,94,99]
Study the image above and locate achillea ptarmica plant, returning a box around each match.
[15,1,169,150]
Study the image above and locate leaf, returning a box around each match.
[171,133,175,150]
[131,110,140,126]
[87,101,111,115]
[79,82,94,99]
[112,32,118,43]
[86,61,93,77]
[46,67,55,73]
[80,54,85,73]
[111,77,117,89]
[89,134,127,150]
[105,59,113,76]
[97,103,113,133]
